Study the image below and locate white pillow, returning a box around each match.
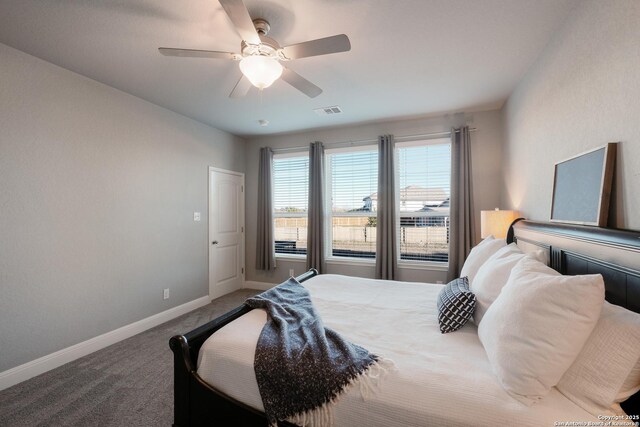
[470,243,545,325]
[459,236,506,284]
[557,302,640,415]
[478,256,605,405]
[618,361,640,403]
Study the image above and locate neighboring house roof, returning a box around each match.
[421,198,450,209]
[365,185,448,202]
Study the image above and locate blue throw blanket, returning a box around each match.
[245,277,381,426]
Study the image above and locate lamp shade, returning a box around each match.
[239,56,283,89]
[480,209,519,239]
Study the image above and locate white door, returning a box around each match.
[209,168,245,300]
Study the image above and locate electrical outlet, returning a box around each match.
[163,288,170,300]
[193,212,201,222]
[289,269,295,277]
[436,281,444,284]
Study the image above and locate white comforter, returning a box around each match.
[197,274,597,426]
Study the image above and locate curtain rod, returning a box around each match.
[271,127,477,154]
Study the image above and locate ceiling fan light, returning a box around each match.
[239,56,283,89]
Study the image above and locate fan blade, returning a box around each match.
[159,47,241,60]
[218,0,261,45]
[229,75,252,98]
[281,67,322,98]
[279,34,351,60]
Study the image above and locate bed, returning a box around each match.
[169,220,640,426]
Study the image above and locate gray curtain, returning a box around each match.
[375,135,398,280]
[306,142,325,273]
[447,126,475,281]
[256,147,275,271]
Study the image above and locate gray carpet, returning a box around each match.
[0,289,260,426]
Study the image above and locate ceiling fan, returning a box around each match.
[158,0,351,98]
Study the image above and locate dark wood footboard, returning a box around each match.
[169,269,318,426]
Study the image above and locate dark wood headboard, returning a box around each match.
[508,220,640,314]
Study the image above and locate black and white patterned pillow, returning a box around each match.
[437,277,476,334]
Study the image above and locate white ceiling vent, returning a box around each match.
[314,106,343,116]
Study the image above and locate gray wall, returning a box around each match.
[0,43,246,372]
[501,0,640,230]
[245,110,505,285]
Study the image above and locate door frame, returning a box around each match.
[208,166,245,300]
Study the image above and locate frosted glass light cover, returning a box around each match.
[239,56,283,89]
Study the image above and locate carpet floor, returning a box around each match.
[0,289,259,426]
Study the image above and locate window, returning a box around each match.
[396,139,451,263]
[273,154,309,256]
[273,139,450,264]
[326,147,378,259]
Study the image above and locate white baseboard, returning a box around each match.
[0,295,210,392]
[243,280,276,291]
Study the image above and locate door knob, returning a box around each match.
[212,241,219,245]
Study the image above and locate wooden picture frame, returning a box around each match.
[550,142,617,227]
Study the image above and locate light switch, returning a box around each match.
[193,212,201,222]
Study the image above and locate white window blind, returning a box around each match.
[396,139,451,263]
[326,147,378,259]
[273,154,309,256]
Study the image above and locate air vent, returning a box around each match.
[314,106,343,116]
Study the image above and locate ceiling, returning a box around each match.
[0,0,578,137]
